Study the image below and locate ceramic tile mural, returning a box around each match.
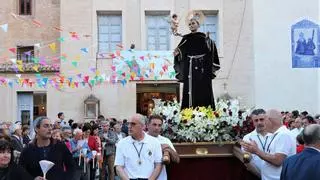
[291,19,320,68]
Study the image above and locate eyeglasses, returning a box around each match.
[42,124,53,129]
[129,122,137,126]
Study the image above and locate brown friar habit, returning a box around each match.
[174,32,220,110]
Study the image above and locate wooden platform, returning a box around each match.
[167,142,260,180]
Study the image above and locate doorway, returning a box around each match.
[136,83,179,116]
[17,92,47,126]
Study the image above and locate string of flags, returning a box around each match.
[0,12,177,90]
[0,50,177,89]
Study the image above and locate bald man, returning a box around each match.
[281,124,320,180]
[242,109,296,180]
[114,114,163,180]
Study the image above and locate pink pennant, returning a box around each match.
[53,26,63,32]
[84,76,89,83]
[139,56,144,61]
[111,66,116,71]
[32,20,42,27]
[9,48,16,54]
[162,65,168,72]
[115,50,120,57]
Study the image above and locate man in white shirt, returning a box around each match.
[57,112,69,128]
[147,115,180,180]
[242,109,296,180]
[115,114,162,180]
[241,109,272,177]
[290,117,303,140]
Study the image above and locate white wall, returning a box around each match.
[253,0,320,113]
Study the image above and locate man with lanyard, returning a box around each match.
[115,114,162,180]
[242,109,296,180]
[241,109,272,178]
[147,115,180,180]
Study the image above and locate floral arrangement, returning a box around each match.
[152,98,254,143]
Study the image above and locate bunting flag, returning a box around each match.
[150,63,155,70]
[42,78,48,86]
[34,43,41,48]
[71,61,78,67]
[0,24,8,32]
[32,20,42,27]
[80,48,88,54]
[70,32,80,40]
[111,66,116,71]
[39,58,47,66]
[11,13,18,19]
[84,76,89,83]
[32,65,39,72]
[10,58,16,64]
[9,48,16,54]
[120,79,127,86]
[17,65,24,72]
[57,37,65,42]
[16,60,23,65]
[49,43,56,53]
[53,26,63,32]
[8,81,13,88]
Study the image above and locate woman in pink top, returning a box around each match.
[88,124,101,180]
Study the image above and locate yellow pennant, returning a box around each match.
[150,63,155,70]
[16,60,23,65]
[18,65,24,72]
[33,65,39,72]
[49,43,56,53]
[130,72,136,78]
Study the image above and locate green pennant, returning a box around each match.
[71,61,78,67]
[90,79,95,86]
[126,60,133,68]
[57,37,65,42]
[60,56,67,62]
[32,57,39,64]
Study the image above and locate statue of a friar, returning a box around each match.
[173,11,220,110]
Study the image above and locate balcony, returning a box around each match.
[0,62,60,73]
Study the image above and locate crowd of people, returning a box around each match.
[0,112,179,180]
[1,108,319,180]
[241,109,320,180]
